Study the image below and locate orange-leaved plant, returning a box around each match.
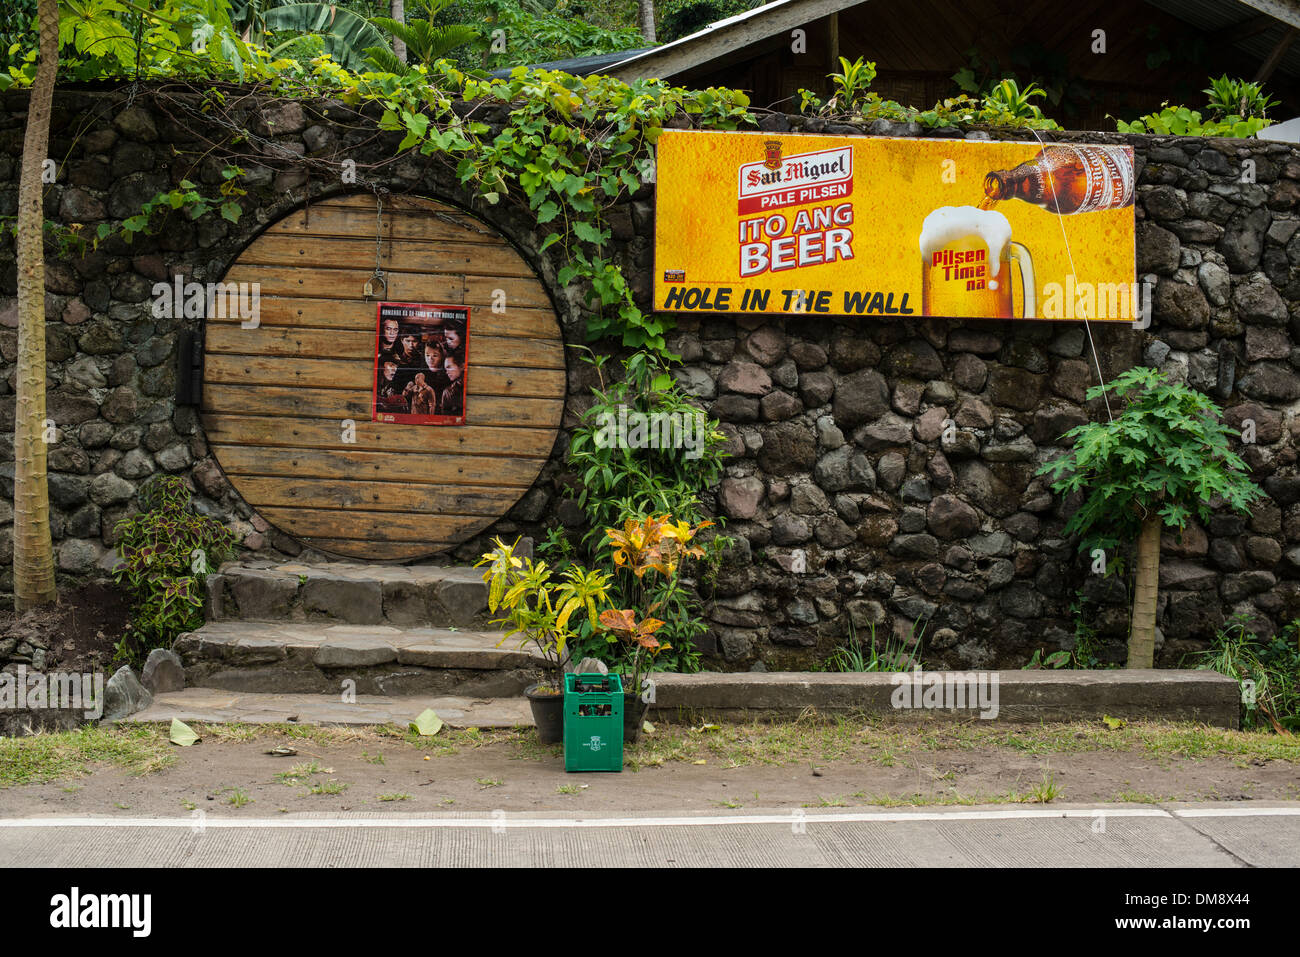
[598,515,712,699]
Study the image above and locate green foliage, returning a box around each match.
[1114,75,1278,138]
[657,0,758,43]
[33,0,260,84]
[827,56,877,112]
[262,3,394,71]
[368,0,480,72]
[803,57,1061,131]
[1114,103,1272,138]
[1023,648,1070,670]
[2,166,245,259]
[951,43,1096,121]
[981,78,1049,122]
[825,620,923,673]
[0,0,36,73]
[1194,615,1300,733]
[476,0,643,69]
[111,476,237,667]
[566,350,728,542]
[1024,593,1118,670]
[1203,74,1278,121]
[559,350,731,671]
[1037,367,1263,556]
[476,536,613,687]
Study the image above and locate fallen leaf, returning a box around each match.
[1101,714,1126,730]
[265,745,297,756]
[410,709,444,736]
[692,759,706,765]
[169,718,199,747]
[642,720,655,735]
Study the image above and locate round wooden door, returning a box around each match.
[202,193,565,561]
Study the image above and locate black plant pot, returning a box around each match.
[526,683,564,744]
[623,692,649,744]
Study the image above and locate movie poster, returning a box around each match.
[654,130,1137,322]
[371,302,470,425]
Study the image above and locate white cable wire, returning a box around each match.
[1023,128,1116,423]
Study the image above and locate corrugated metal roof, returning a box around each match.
[1143,0,1300,80]
[600,0,1300,83]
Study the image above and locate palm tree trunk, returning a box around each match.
[1127,514,1162,668]
[638,0,656,44]
[13,0,59,611]
[391,0,406,63]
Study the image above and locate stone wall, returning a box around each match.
[3,87,1300,670]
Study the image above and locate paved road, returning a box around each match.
[2,803,1298,867]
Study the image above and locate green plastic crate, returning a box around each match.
[563,673,624,773]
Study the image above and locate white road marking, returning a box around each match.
[0,806,1296,829]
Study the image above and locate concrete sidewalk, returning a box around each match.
[3,803,1297,867]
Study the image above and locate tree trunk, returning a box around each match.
[13,0,58,611]
[391,0,406,64]
[1127,514,1162,669]
[638,0,656,44]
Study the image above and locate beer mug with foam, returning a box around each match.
[919,207,1035,319]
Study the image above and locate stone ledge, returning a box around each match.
[118,688,531,728]
[648,670,1241,729]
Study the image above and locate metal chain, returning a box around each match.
[366,187,389,298]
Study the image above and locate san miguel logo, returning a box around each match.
[738,142,854,215]
[763,140,783,170]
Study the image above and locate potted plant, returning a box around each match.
[477,538,611,744]
[598,514,712,743]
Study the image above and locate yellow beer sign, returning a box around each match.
[653,130,1138,321]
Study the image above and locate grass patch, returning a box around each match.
[0,724,174,787]
[275,760,329,786]
[306,780,347,796]
[623,712,1300,770]
[1113,789,1175,803]
[377,792,410,802]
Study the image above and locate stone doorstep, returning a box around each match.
[174,621,544,671]
[207,562,492,628]
[117,688,532,728]
[647,670,1242,729]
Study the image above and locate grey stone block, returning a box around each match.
[102,666,152,721]
[302,577,383,624]
[230,571,298,620]
[141,648,185,693]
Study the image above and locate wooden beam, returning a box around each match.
[1236,0,1300,32]
[1256,26,1297,81]
[611,0,860,82]
[1225,13,1277,44]
[828,11,839,96]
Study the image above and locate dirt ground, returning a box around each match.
[0,581,129,673]
[3,723,1298,816]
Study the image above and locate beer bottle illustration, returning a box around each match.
[981,145,1133,214]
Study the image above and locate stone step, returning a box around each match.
[206,561,492,628]
[119,688,532,728]
[175,621,543,697]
